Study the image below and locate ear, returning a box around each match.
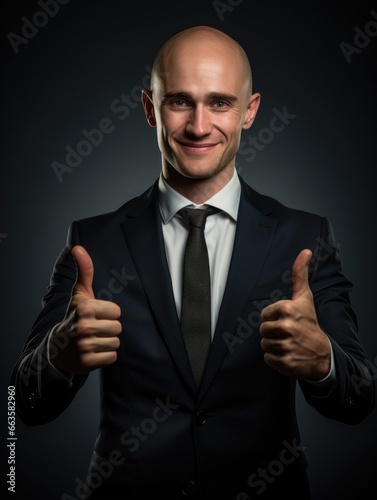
[142,89,157,127]
[242,92,261,130]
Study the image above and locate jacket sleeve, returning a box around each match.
[299,217,375,424]
[10,222,88,426]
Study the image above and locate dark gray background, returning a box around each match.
[2,1,377,499]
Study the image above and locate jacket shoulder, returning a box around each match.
[239,176,324,222]
[74,180,158,229]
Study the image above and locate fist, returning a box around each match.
[260,249,331,380]
[50,246,122,376]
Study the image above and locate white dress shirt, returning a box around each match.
[158,170,240,339]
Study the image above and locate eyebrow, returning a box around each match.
[163,91,239,102]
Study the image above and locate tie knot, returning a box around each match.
[179,206,219,230]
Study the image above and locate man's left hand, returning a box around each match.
[260,249,331,380]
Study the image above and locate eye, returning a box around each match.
[170,99,189,107]
[212,100,228,109]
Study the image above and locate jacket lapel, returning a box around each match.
[198,178,278,400]
[121,181,197,393]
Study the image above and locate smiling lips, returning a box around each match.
[177,141,218,154]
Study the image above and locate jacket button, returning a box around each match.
[28,392,39,409]
[345,394,355,407]
[195,410,208,425]
[181,480,196,496]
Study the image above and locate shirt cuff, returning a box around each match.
[303,337,336,390]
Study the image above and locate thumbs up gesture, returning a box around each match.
[260,249,331,380]
[50,246,122,376]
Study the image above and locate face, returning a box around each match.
[142,32,260,186]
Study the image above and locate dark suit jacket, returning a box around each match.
[11,176,374,499]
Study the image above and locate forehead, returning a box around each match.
[154,36,248,95]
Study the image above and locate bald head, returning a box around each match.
[150,26,253,97]
[141,24,261,201]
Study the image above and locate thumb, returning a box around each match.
[291,249,312,301]
[72,245,95,298]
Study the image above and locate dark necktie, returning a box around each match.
[179,206,218,386]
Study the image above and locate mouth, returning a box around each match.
[176,141,218,154]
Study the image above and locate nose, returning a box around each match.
[185,106,212,137]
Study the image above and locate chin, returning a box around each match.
[181,171,217,181]
[177,164,221,180]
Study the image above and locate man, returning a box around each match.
[11,26,375,499]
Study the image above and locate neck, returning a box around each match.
[162,165,235,205]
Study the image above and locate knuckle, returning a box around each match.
[279,301,294,316]
[76,336,92,352]
[278,353,293,368]
[259,323,265,336]
[108,352,118,364]
[74,320,94,336]
[277,318,293,334]
[75,300,94,318]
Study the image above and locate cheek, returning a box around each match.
[159,109,183,128]
[217,113,243,135]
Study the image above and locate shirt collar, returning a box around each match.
[158,169,241,224]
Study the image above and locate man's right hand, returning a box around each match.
[50,245,122,376]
